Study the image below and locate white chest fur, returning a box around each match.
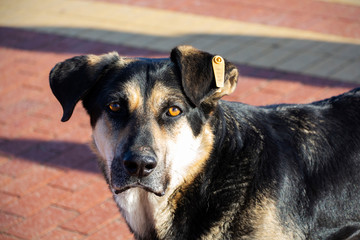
[114,188,173,238]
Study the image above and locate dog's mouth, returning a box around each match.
[112,180,166,197]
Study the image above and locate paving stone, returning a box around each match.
[2,185,72,217]
[303,57,350,78]
[186,34,228,51]
[0,158,44,178]
[0,165,64,196]
[55,180,112,213]
[332,44,360,60]
[332,61,360,82]
[96,31,135,45]
[262,79,302,95]
[281,84,327,103]
[5,206,77,240]
[276,51,327,72]
[308,41,344,55]
[230,76,268,100]
[61,199,120,235]
[240,89,284,106]
[0,192,18,208]
[148,35,198,51]
[249,48,295,68]
[206,36,258,56]
[49,167,101,192]
[282,38,321,51]
[227,42,273,63]
[0,175,12,188]
[0,233,20,240]
[39,228,85,240]
[0,212,23,231]
[125,35,162,49]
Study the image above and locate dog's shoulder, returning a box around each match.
[215,88,360,238]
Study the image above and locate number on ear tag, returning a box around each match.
[212,55,225,88]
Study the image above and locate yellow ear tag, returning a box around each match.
[212,55,225,88]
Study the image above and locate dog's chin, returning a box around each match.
[112,182,166,197]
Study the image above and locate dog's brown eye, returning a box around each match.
[109,103,121,112]
[167,106,182,117]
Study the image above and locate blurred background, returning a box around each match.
[0,0,359,239]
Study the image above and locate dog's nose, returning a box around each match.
[123,153,157,177]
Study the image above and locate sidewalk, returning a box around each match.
[1,0,360,82]
[0,0,359,239]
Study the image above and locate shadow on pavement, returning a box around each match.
[0,138,100,173]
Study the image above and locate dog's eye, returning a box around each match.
[167,106,182,117]
[109,102,121,112]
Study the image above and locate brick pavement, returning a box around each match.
[0,0,359,239]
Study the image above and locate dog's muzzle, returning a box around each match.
[110,148,166,196]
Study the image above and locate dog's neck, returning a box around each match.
[114,187,168,240]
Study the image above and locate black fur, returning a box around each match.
[50,46,360,240]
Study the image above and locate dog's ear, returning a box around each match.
[170,45,238,106]
[49,52,119,122]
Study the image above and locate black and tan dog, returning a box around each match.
[50,46,360,240]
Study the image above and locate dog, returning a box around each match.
[50,46,360,240]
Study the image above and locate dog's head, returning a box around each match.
[50,46,238,197]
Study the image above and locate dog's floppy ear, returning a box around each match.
[170,45,238,106]
[49,52,119,122]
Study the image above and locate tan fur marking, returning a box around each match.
[249,199,288,239]
[87,52,119,66]
[248,196,303,240]
[176,45,199,56]
[123,81,142,113]
[116,57,137,67]
[201,195,301,240]
[148,82,180,115]
[87,54,103,66]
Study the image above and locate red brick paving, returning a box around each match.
[49,168,102,192]
[39,228,84,240]
[5,206,77,239]
[1,166,64,197]
[0,192,18,209]
[61,199,120,235]
[96,0,360,38]
[2,185,72,218]
[0,1,359,239]
[55,181,112,214]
